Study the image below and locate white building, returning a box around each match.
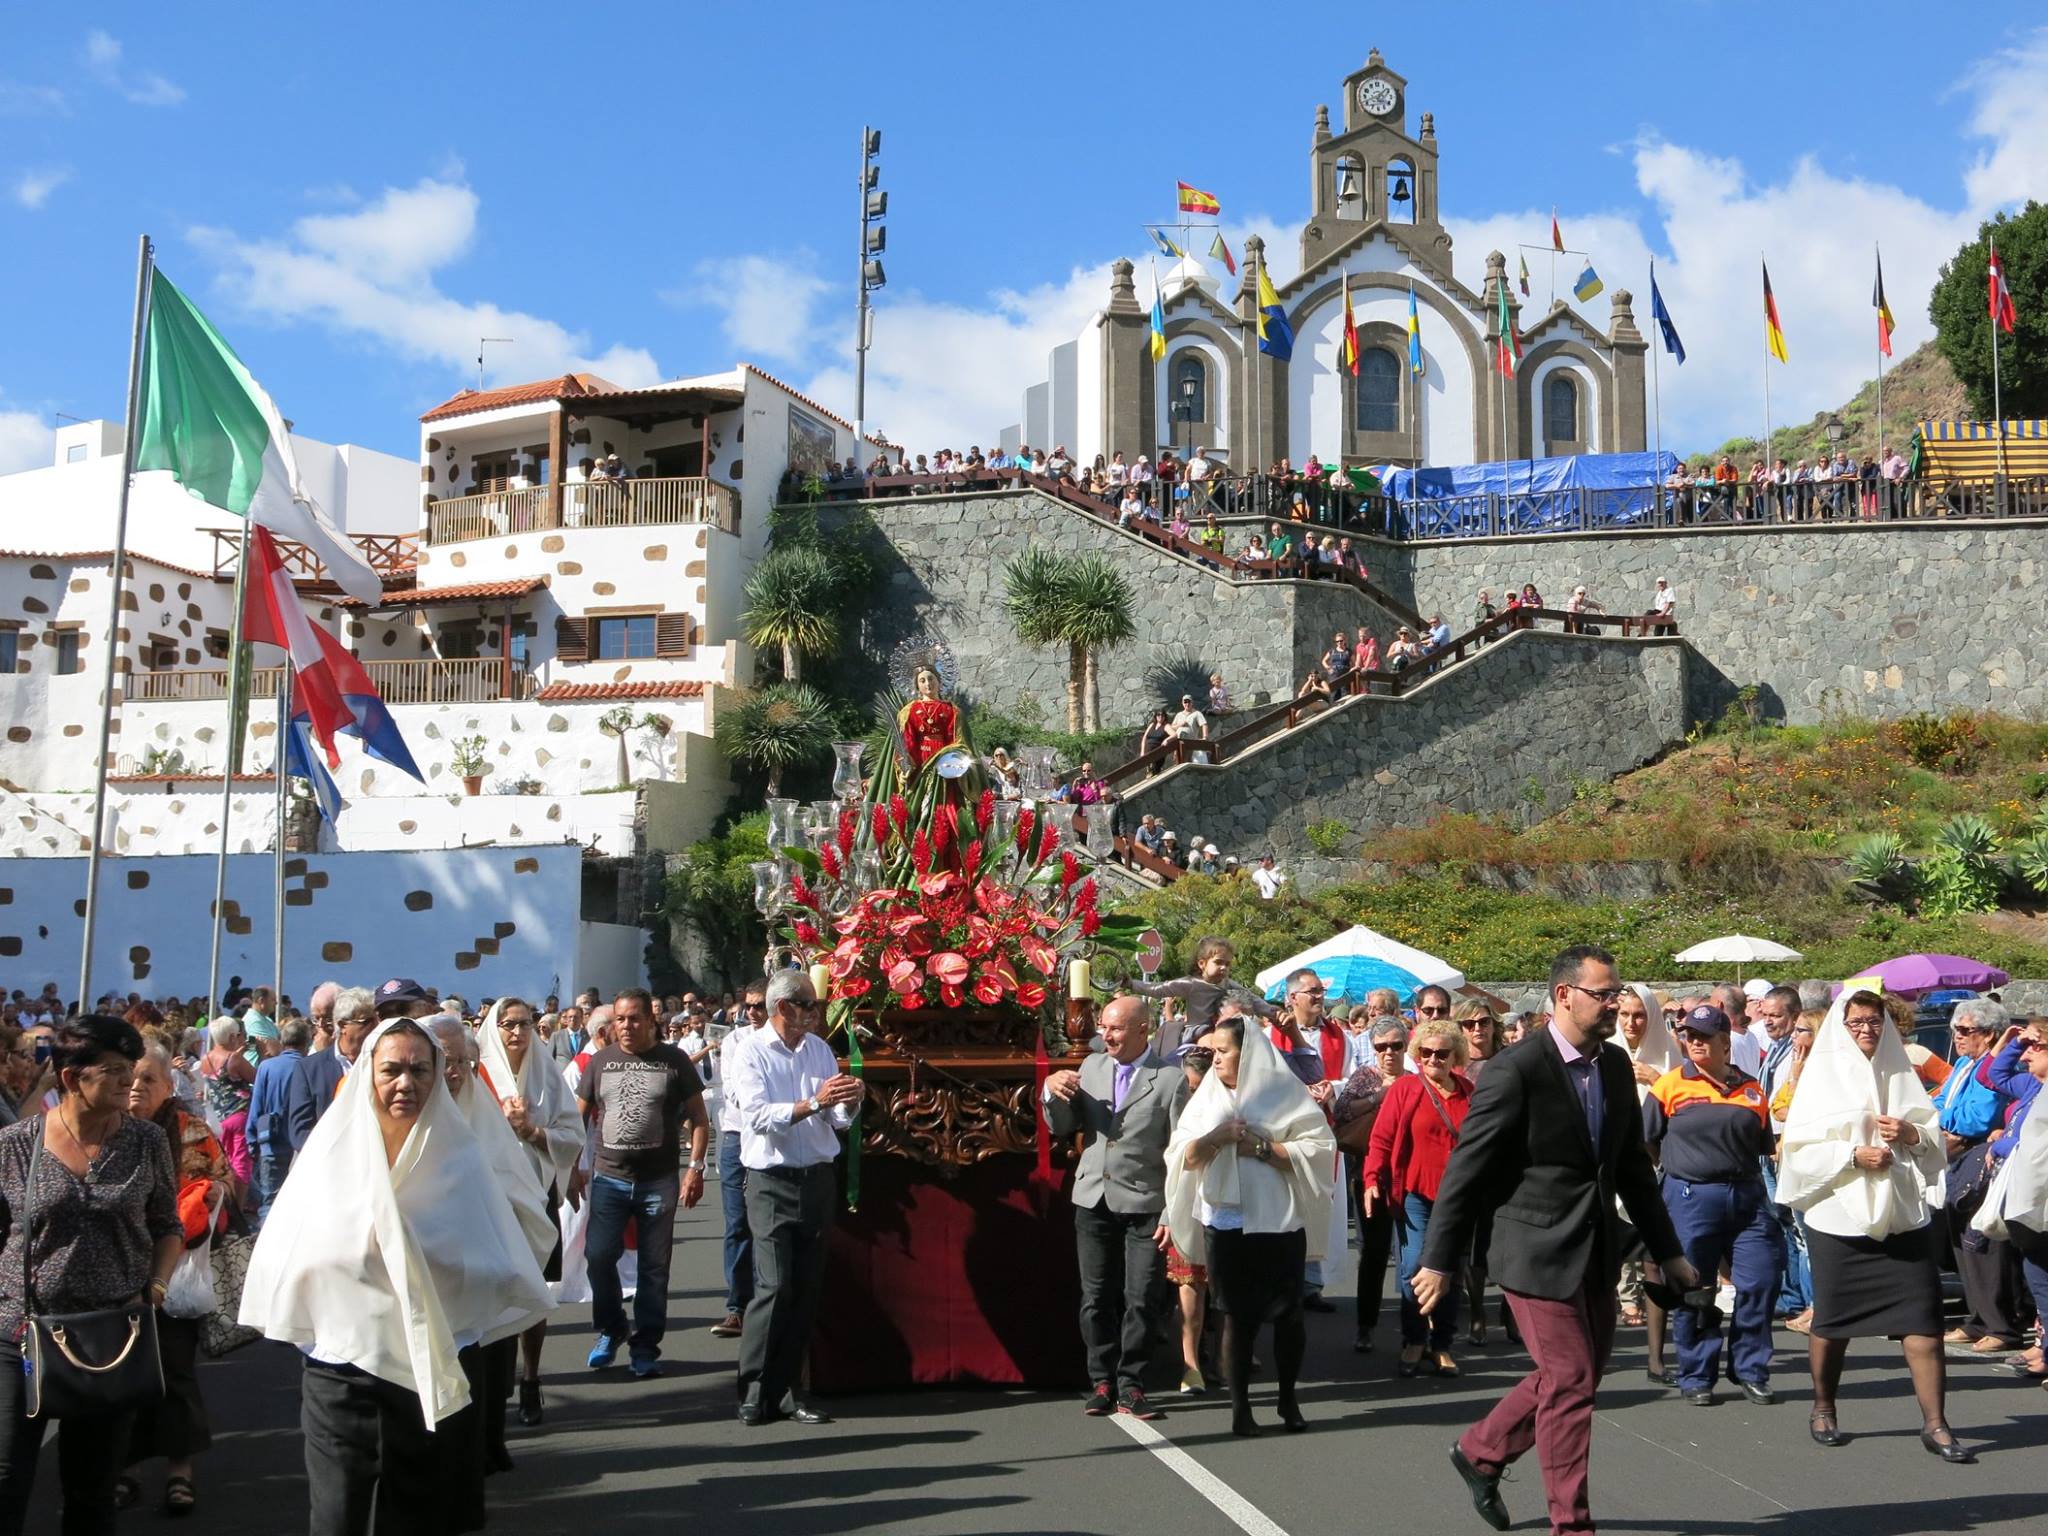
[0,363,865,998]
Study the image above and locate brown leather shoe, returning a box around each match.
[710,1312,744,1338]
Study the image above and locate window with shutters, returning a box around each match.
[655,612,693,656]
[0,625,18,675]
[555,617,589,664]
[594,615,658,660]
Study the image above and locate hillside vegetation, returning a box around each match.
[1692,341,1965,468]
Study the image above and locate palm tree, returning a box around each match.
[1003,546,1086,732]
[713,683,834,797]
[1003,548,1137,732]
[740,545,840,683]
[1059,554,1137,732]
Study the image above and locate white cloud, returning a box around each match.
[192,177,660,391]
[11,167,70,210]
[674,254,831,364]
[699,28,2048,460]
[0,82,67,115]
[83,29,185,107]
[0,409,53,475]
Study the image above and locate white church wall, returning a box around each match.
[1072,314,1106,467]
[0,843,595,1002]
[1287,276,1478,468]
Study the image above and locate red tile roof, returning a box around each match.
[419,373,616,424]
[535,680,706,702]
[342,576,548,608]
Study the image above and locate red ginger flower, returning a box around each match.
[911,829,933,874]
[890,795,910,839]
[1080,907,1102,937]
[1060,851,1079,892]
[1072,877,1097,912]
[962,839,984,882]
[975,788,994,834]
[788,874,818,911]
[871,804,891,849]
[837,807,858,859]
[793,920,820,946]
[820,845,842,879]
[1015,807,1036,852]
[1037,821,1060,864]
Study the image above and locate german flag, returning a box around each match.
[1874,248,1895,358]
[1176,181,1221,216]
[1763,260,1789,364]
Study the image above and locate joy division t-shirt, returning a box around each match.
[576,1043,704,1181]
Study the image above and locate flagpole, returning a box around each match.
[1650,258,1665,524]
[272,668,291,1009]
[78,234,156,1008]
[1874,243,1887,472]
[205,517,254,1018]
[1762,253,1774,513]
[1991,238,2008,491]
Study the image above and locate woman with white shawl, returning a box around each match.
[240,1019,551,1536]
[1778,986,1973,1462]
[1616,985,1681,1364]
[475,997,585,1426]
[1164,1015,1335,1436]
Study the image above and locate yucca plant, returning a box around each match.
[2011,829,2048,899]
[740,544,840,683]
[1919,813,2003,917]
[713,683,834,797]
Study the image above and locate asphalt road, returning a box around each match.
[46,1201,2044,1536]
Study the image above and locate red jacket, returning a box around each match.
[1363,1070,1473,1204]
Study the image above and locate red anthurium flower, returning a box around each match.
[839,974,872,1000]
[1019,933,1058,976]
[1015,981,1047,1010]
[971,971,1006,1005]
[918,870,959,900]
[975,788,994,834]
[940,983,966,1009]
[963,916,998,958]
[887,958,924,995]
[928,951,969,988]
[832,912,865,936]
[900,924,934,959]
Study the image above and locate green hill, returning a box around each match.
[1690,341,1966,468]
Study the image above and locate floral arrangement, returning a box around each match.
[780,788,1126,1010]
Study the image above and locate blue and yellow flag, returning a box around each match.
[1256,262,1293,361]
[1149,227,1184,261]
[1573,263,1604,303]
[1149,263,1167,362]
[1407,284,1423,375]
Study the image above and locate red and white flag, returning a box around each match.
[1989,238,2017,334]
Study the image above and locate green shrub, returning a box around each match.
[1918,814,2002,917]
[1885,711,1988,775]
[1305,819,1348,856]
[2012,830,2048,898]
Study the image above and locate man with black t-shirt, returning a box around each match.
[577,986,711,1378]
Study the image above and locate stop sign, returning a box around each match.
[1137,929,1164,976]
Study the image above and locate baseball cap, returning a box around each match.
[375,977,431,1007]
[1682,1004,1732,1035]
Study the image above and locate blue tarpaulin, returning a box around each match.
[1371,450,1682,537]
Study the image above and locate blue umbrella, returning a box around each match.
[1263,955,1426,1006]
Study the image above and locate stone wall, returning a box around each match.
[837,491,1411,728]
[1398,521,2048,723]
[1118,633,1691,856]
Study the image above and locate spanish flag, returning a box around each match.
[1873,247,1895,358]
[1763,259,1789,363]
[1177,181,1221,217]
[1341,275,1359,377]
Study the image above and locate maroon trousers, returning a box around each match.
[1458,1278,1617,1536]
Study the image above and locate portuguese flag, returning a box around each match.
[1496,277,1519,377]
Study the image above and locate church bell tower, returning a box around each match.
[1301,48,1451,277]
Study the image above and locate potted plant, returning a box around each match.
[449,734,489,795]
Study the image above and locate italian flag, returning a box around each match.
[134,270,384,603]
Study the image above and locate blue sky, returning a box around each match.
[2,3,2045,472]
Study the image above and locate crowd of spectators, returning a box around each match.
[1663,448,1912,524]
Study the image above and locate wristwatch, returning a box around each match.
[806,1095,821,1117]
[687,1158,707,1172]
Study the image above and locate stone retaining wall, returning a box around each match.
[1116,632,1691,856]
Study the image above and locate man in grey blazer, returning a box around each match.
[1044,994,1189,1421]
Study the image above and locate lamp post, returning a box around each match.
[855,128,887,469]
[1172,376,1196,468]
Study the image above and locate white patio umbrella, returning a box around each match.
[1672,934,1803,983]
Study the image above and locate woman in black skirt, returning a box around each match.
[1779,988,1974,1462]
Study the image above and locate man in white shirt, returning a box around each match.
[1252,855,1286,900]
[1650,578,1675,619]
[1170,695,1208,741]
[728,970,864,1426]
[711,985,769,1339]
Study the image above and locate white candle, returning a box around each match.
[809,962,833,1005]
[1068,958,1091,1001]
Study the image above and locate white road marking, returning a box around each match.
[1109,1413,1294,1536]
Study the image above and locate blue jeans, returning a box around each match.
[1664,1177,1783,1391]
[584,1171,680,1362]
[1759,1155,1811,1313]
[719,1131,755,1314]
[255,1150,291,1225]
[1395,1191,1456,1348]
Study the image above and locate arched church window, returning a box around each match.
[1355,348,1401,434]
[1173,354,1208,424]
[1544,373,1580,444]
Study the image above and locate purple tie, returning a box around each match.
[1113,1060,1136,1112]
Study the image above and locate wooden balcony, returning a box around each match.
[207,529,419,586]
[125,658,536,704]
[425,476,739,546]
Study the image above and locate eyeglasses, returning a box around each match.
[1372,1041,1407,1053]
[1569,985,1628,1004]
[1842,1018,1884,1033]
[2021,1039,2048,1054]
[1415,1005,1449,1017]
[1413,1047,1454,1062]
[1292,988,1325,1000]
[497,1018,532,1033]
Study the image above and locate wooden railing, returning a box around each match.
[425,476,739,546]
[123,658,535,704]
[1099,606,1680,790]
[207,529,419,584]
[126,666,287,702]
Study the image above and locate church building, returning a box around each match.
[1018,49,1648,472]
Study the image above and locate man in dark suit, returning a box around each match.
[1415,945,1698,1536]
[300,983,383,1113]
[1043,995,1188,1421]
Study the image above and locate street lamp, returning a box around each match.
[855,127,888,469]
[1825,413,1845,453]
[1173,375,1197,462]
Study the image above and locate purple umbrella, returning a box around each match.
[1859,953,2011,999]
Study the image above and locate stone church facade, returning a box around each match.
[1020,50,1647,473]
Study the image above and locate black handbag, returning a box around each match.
[20,1121,165,1420]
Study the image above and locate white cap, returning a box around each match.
[1205,843,1220,856]
[1743,977,1773,999]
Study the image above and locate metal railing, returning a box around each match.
[124,658,534,705]
[1099,605,1678,790]
[425,476,739,545]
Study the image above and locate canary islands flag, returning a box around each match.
[1256,262,1293,362]
[1149,227,1184,260]
[1149,264,1167,362]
